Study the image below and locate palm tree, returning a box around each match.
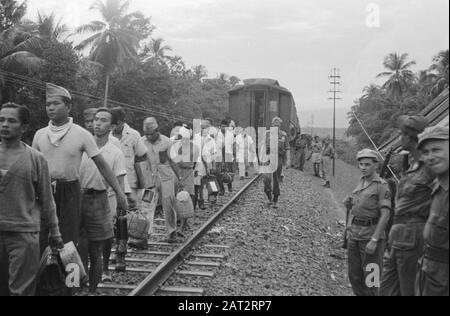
[427,49,449,98]
[0,0,27,32]
[376,53,416,102]
[73,0,141,106]
[0,28,42,103]
[150,37,172,63]
[36,12,69,42]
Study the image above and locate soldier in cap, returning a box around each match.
[344,149,392,296]
[380,115,434,296]
[416,126,449,296]
[32,83,128,250]
[263,116,290,209]
[142,117,183,243]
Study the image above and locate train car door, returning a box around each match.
[279,93,292,133]
[252,91,266,130]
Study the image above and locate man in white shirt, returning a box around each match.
[79,108,127,292]
[111,107,148,208]
[142,117,183,243]
[32,83,127,250]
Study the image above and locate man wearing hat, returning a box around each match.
[32,83,128,249]
[345,149,392,296]
[142,117,183,243]
[380,115,434,296]
[263,117,290,209]
[415,126,449,296]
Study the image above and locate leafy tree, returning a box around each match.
[73,0,141,107]
[0,0,26,32]
[0,27,42,103]
[376,53,416,102]
[427,49,449,98]
[148,37,172,64]
[191,65,208,82]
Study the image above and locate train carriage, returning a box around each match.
[228,79,300,137]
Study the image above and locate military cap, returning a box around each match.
[398,115,428,134]
[272,116,283,125]
[357,149,380,162]
[46,83,71,101]
[143,117,159,131]
[418,126,449,149]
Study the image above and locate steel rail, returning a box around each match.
[129,174,262,296]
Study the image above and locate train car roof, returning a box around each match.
[229,78,293,95]
[379,88,449,154]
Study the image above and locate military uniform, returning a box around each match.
[415,179,449,296]
[380,159,434,296]
[347,174,392,296]
[415,126,449,296]
[295,137,308,171]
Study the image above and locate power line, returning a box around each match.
[0,70,191,122]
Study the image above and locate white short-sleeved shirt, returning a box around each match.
[32,123,100,181]
[113,124,147,189]
[79,141,127,192]
[142,135,175,182]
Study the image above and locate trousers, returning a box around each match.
[348,238,385,296]
[0,232,40,296]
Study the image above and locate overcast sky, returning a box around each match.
[26,0,449,128]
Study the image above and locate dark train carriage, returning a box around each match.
[228,79,300,137]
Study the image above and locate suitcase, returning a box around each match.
[204,176,219,203]
[135,159,154,189]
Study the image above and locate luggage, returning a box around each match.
[59,242,87,281]
[36,247,71,296]
[175,190,195,219]
[204,176,220,203]
[221,172,234,184]
[135,158,154,189]
[141,187,158,235]
[127,209,150,249]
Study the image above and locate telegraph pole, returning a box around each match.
[328,68,342,177]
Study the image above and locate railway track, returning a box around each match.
[91,174,261,296]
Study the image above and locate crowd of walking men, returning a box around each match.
[0,82,290,296]
[344,115,448,296]
[0,81,447,297]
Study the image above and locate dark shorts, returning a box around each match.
[81,191,114,242]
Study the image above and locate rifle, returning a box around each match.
[342,197,353,250]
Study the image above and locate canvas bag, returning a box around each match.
[127,209,151,241]
[175,190,195,219]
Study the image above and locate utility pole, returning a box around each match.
[328,68,342,177]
